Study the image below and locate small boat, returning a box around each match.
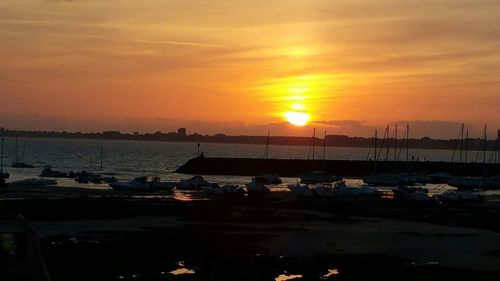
[11,139,35,169]
[256,174,282,184]
[203,183,245,196]
[312,183,337,198]
[109,176,150,191]
[332,181,380,198]
[246,177,270,193]
[202,183,223,195]
[40,166,69,178]
[392,186,430,201]
[221,184,245,195]
[288,183,316,198]
[74,171,118,184]
[12,162,35,168]
[9,178,57,186]
[149,176,176,190]
[299,171,342,184]
[177,175,210,190]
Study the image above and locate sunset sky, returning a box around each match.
[1,0,499,137]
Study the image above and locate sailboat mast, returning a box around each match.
[264,131,270,159]
[406,124,409,164]
[385,125,390,161]
[465,129,469,163]
[312,128,316,161]
[374,130,378,173]
[394,125,398,161]
[323,130,327,161]
[483,125,487,164]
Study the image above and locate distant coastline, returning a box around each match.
[1,127,499,151]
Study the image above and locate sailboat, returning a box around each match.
[12,138,35,168]
[363,124,415,186]
[0,138,10,179]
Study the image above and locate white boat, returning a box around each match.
[9,178,57,186]
[311,183,337,198]
[149,176,176,191]
[299,171,342,184]
[246,177,270,193]
[392,186,430,201]
[177,175,210,190]
[287,183,316,198]
[332,182,380,198]
[202,183,245,196]
[221,184,245,195]
[201,183,225,195]
[109,176,150,191]
[257,174,282,184]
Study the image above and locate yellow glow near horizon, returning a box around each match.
[284,111,310,126]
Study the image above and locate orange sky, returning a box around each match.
[1,0,499,137]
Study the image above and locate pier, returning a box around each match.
[176,156,500,177]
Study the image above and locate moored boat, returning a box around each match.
[299,171,342,184]
[9,178,57,186]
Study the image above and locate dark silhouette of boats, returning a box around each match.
[11,138,35,168]
[40,165,71,178]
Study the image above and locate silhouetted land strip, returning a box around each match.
[2,127,499,150]
[176,157,500,177]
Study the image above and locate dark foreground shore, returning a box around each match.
[1,188,500,281]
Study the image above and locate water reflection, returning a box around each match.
[321,268,339,279]
[169,268,195,275]
[275,272,303,281]
[169,260,196,275]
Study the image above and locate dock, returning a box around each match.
[176,157,500,177]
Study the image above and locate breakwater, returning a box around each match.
[176,157,500,177]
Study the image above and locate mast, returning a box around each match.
[460,124,464,163]
[394,124,398,161]
[323,130,327,161]
[312,128,316,161]
[483,125,487,164]
[385,125,390,161]
[264,131,270,159]
[406,124,409,172]
[464,129,469,163]
[374,130,378,173]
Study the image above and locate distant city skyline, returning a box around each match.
[1,113,499,139]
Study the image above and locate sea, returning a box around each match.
[2,137,499,197]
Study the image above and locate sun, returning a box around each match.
[284,111,310,126]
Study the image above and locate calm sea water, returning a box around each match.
[2,137,496,196]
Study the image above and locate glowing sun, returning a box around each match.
[284,111,310,126]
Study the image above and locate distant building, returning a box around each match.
[178,128,187,137]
